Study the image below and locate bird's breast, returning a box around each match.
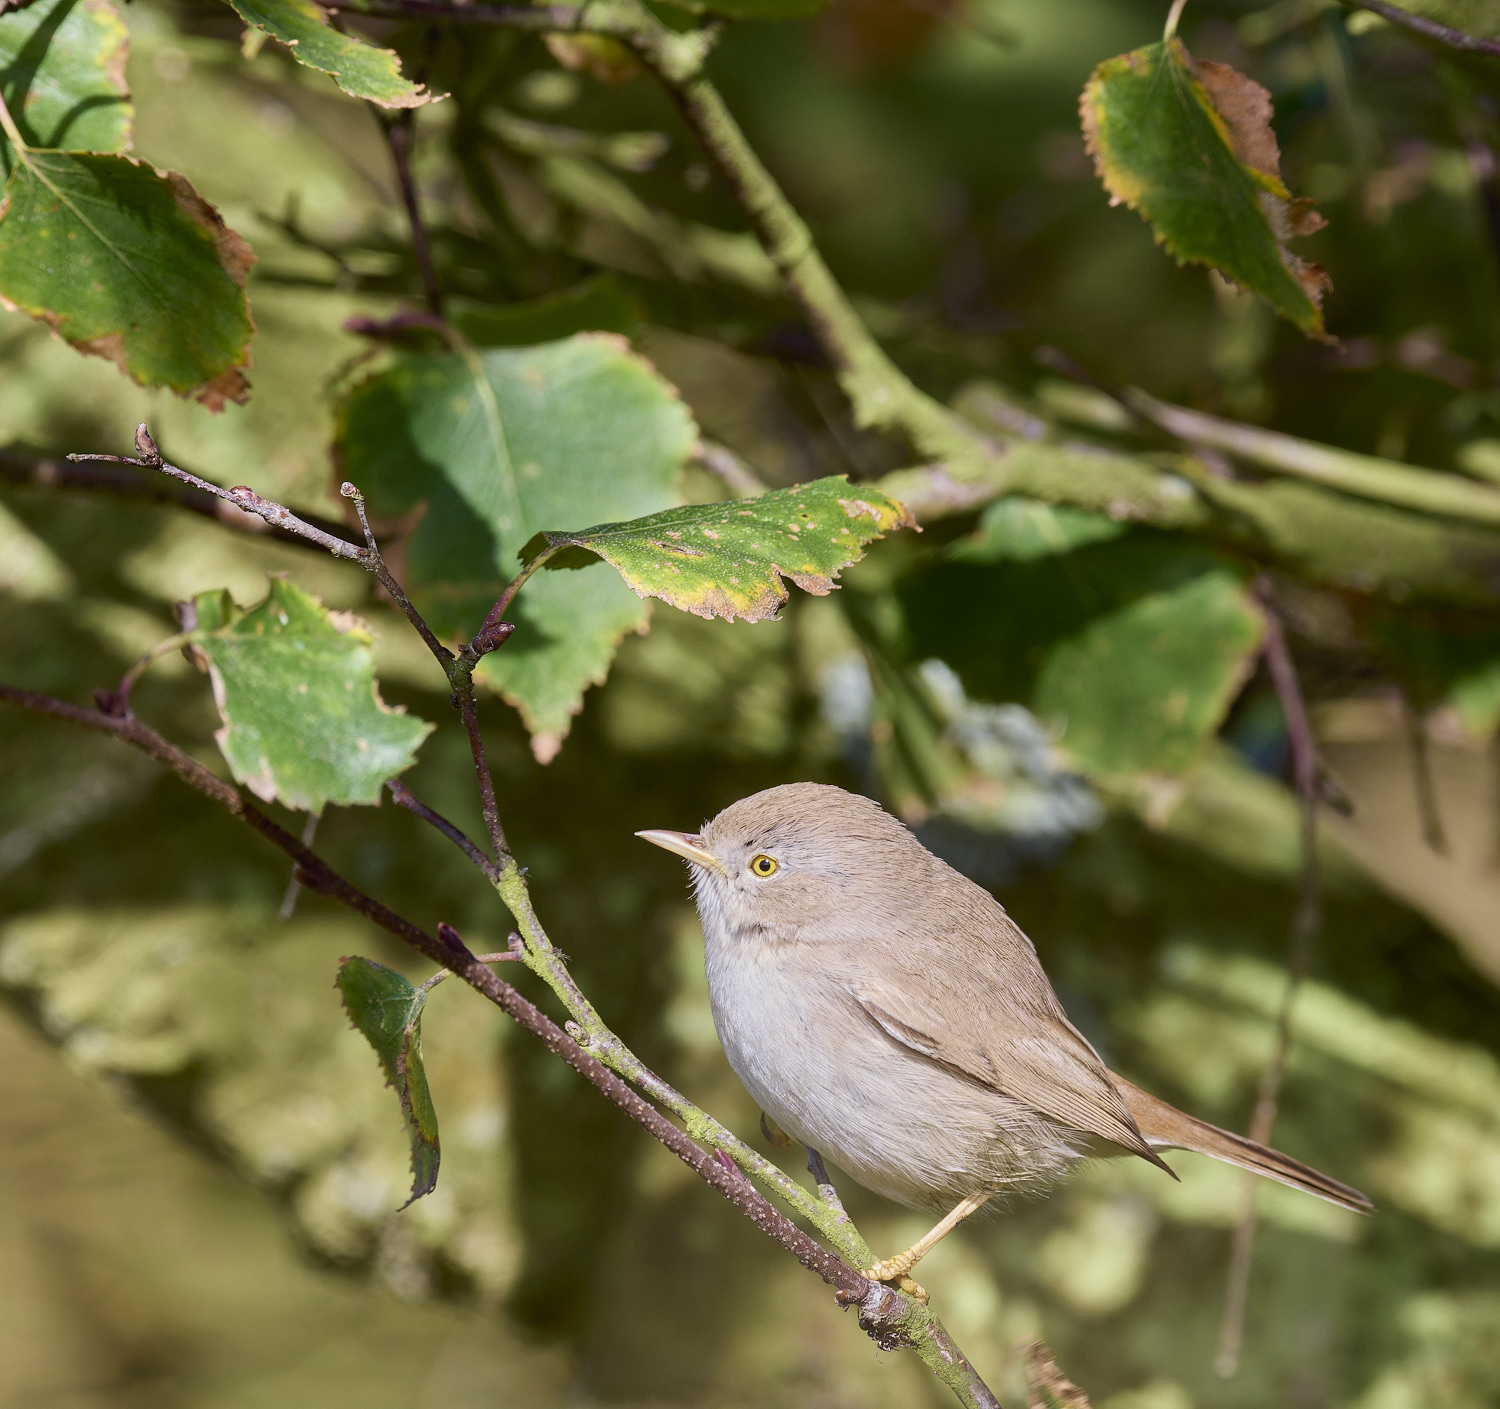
[700,925,1003,1208]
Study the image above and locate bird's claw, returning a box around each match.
[864,1255,929,1303]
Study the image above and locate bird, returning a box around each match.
[637,781,1371,1293]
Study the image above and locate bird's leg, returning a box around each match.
[807,1148,933,1303]
[866,1192,993,1287]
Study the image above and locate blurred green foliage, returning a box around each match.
[4,0,1500,1404]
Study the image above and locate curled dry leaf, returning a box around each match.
[1081,38,1331,339]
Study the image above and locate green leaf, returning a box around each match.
[1081,38,1330,338]
[225,0,430,107]
[951,496,1127,564]
[523,477,914,623]
[336,956,440,1206]
[0,0,130,160]
[900,534,1228,707]
[1034,570,1264,777]
[337,333,697,756]
[188,579,434,811]
[0,151,255,408]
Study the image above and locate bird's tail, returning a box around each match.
[1108,1071,1374,1215]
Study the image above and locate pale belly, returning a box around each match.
[704,939,1087,1211]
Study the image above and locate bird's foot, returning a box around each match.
[866,1250,917,1282]
[864,1252,929,1302]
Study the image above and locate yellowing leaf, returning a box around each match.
[1081,38,1331,339]
[523,477,914,623]
[0,152,255,409]
[228,0,431,107]
[0,0,131,159]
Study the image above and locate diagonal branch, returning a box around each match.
[1344,0,1500,57]
[0,677,1000,1407]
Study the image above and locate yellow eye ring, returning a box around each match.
[749,854,779,877]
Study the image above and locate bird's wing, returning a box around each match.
[852,970,1169,1170]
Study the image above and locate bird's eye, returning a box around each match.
[749,854,779,877]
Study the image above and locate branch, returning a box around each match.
[1216,586,1324,1378]
[0,678,1001,1407]
[1,447,361,552]
[1345,0,1500,56]
[387,777,501,879]
[64,429,521,868]
[1122,387,1500,527]
[1037,347,1500,528]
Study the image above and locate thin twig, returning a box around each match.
[1216,588,1323,1378]
[1038,350,1500,527]
[378,105,444,316]
[279,813,321,920]
[414,933,531,998]
[68,427,367,561]
[68,434,518,865]
[1345,0,1500,57]
[1,448,361,552]
[1402,692,1449,855]
[340,481,454,664]
[388,777,499,876]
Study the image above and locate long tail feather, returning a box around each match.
[1109,1072,1374,1215]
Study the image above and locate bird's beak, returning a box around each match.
[635,829,727,875]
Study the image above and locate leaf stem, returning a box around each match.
[1163,0,1189,42]
[0,86,31,164]
[462,550,554,666]
[108,630,195,714]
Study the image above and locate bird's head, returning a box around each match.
[636,782,927,944]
